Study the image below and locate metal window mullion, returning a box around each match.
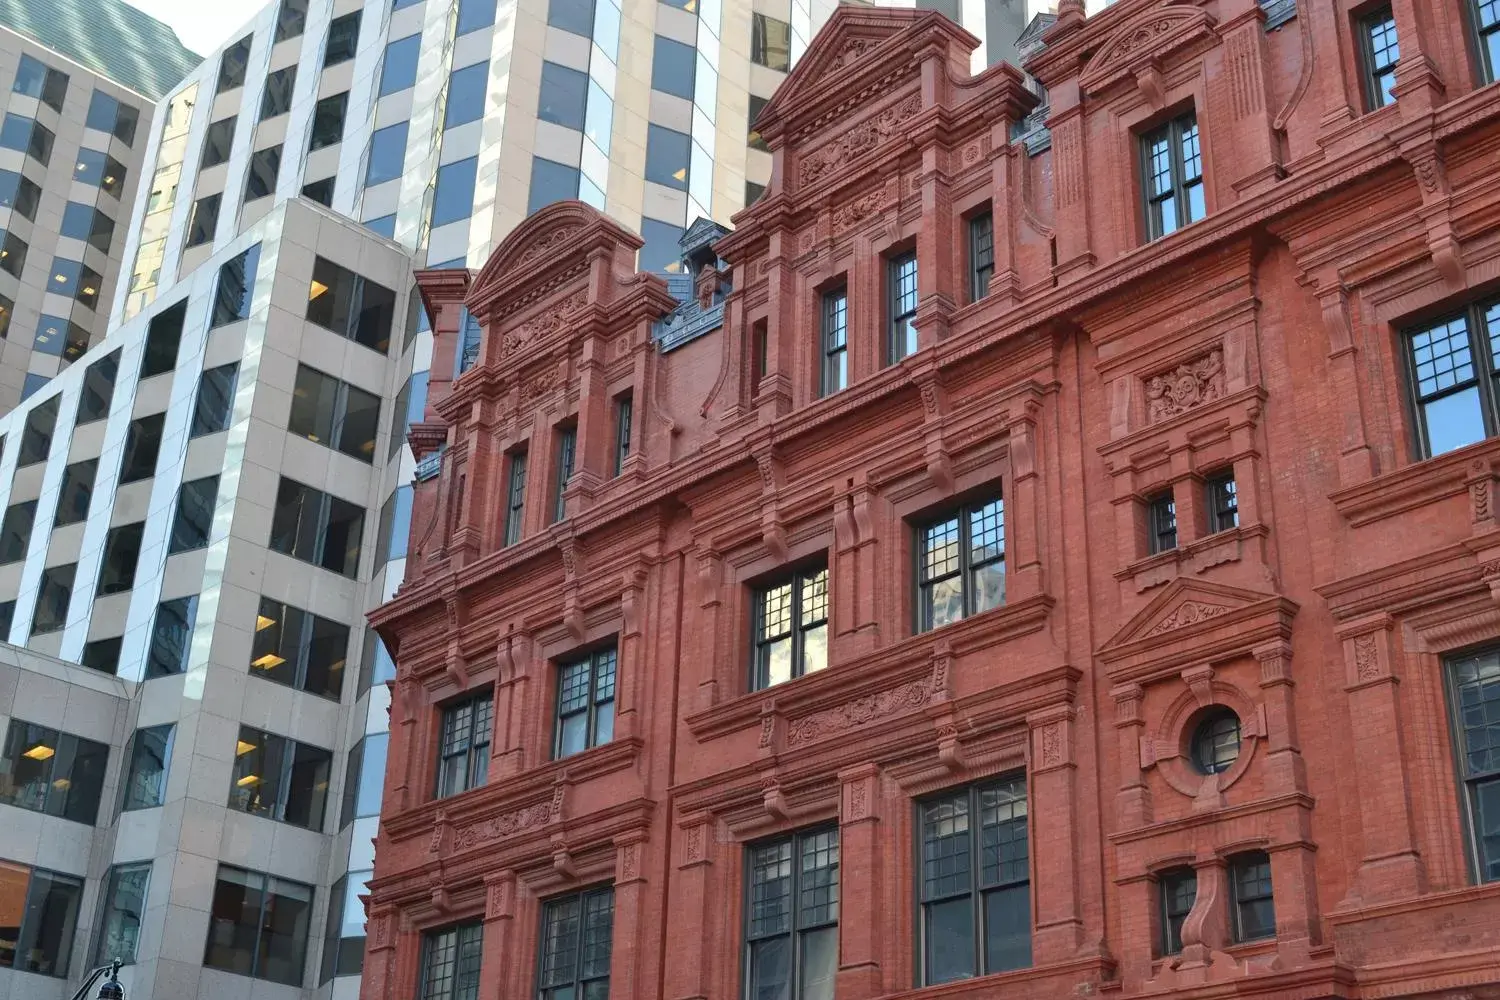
[293,609,313,690]
[789,577,805,679]
[252,870,272,978]
[274,735,295,821]
[957,506,975,618]
[1169,119,1190,217]
[1469,302,1500,439]
[585,655,600,748]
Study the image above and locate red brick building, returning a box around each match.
[364,2,1500,999]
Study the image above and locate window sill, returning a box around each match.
[883,953,1115,1000]
[1330,435,1500,527]
[1116,523,1265,592]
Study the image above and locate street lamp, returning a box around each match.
[69,960,124,1000]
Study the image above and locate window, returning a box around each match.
[306,257,397,352]
[1141,112,1204,240]
[246,145,282,200]
[1191,708,1242,774]
[1229,852,1275,941]
[31,563,75,635]
[365,123,408,187]
[45,258,99,309]
[147,596,197,678]
[270,478,366,577]
[0,719,108,822]
[0,602,12,637]
[119,413,165,483]
[96,862,151,965]
[54,460,97,526]
[376,485,414,560]
[0,115,52,165]
[436,692,492,798]
[641,218,686,274]
[416,923,485,998]
[320,871,371,981]
[73,148,126,196]
[60,202,114,252]
[340,734,387,826]
[0,292,9,337]
[538,61,587,130]
[191,363,239,436]
[379,35,421,95]
[1206,471,1238,533]
[970,212,994,301]
[364,214,396,239]
[211,244,262,327]
[0,228,26,277]
[752,14,792,71]
[645,124,690,190]
[753,568,828,690]
[538,887,613,1000]
[18,395,58,465]
[748,95,770,152]
[0,863,81,976]
[1474,0,1500,84]
[548,0,595,36]
[0,170,41,221]
[389,371,428,458]
[141,300,184,375]
[121,724,173,810]
[275,0,308,41]
[258,67,298,121]
[86,91,138,144]
[33,315,89,360]
[302,176,335,206]
[1147,491,1177,554]
[13,54,68,111]
[652,36,695,100]
[97,522,144,595]
[204,866,313,985]
[503,451,527,545]
[201,117,236,168]
[1158,868,1196,956]
[1359,7,1399,110]
[554,647,616,758]
[1406,301,1500,458]
[918,777,1031,984]
[230,726,333,829]
[553,427,576,523]
[81,637,121,674]
[917,494,1005,632]
[325,12,362,65]
[613,394,632,475]
[820,287,848,396]
[445,62,489,129]
[309,92,349,150]
[252,596,349,698]
[745,828,838,1000]
[19,373,47,401]
[888,251,918,363]
[1446,647,1500,881]
[218,35,252,92]
[289,364,382,460]
[186,193,221,248]
[0,502,35,562]
[167,476,218,554]
[457,0,497,34]
[529,158,580,215]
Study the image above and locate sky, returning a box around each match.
[124,0,258,54]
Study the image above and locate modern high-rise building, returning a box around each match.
[0,0,199,416]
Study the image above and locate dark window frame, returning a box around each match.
[1140,111,1204,241]
[820,286,848,397]
[1147,491,1178,554]
[1158,867,1197,957]
[613,395,632,476]
[553,426,576,524]
[552,646,617,760]
[887,250,918,365]
[1228,852,1276,942]
[1403,298,1500,459]
[1190,708,1242,775]
[969,211,994,302]
[743,826,839,1000]
[914,493,1006,633]
[1444,645,1500,883]
[537,885,614,999]
[503,450,527,546]
[751,566,829,691]
[435,691,493,799]
[1357,5,1400,111]
[1205,470,1238,534]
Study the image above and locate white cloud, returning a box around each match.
[123,0,260,54]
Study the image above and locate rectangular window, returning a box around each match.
[0,115,51,166]
[753,568,829,690]
[0,171,39,221]
[217,35,251,92]
[748,95,770,153]
[652,35,695,100]
[14,54,69,111]
[33,314,89,360]
[17,395,58,465]
[1446,647,1500,882]
[54,460,97,526]
[191,363,239,436]
[306,256,397,353]
[269,478,365,577]
[146,596,197,678]
[302,176,334,206]
[503,450,528,546]
[1158,868,1196,956]
[445,62,489,129]
[820,287,848,397]
[276,0,307,40]
[121,724,173,810]
[60,200,111,248]
[1148,491,1178,554]
[260,67,297,121]
[229,726,333,830]
[458,0,497,33]
[970,212,995,301]
[365,122,408,186]
[309,91,349,150]
[73,148,126,197]
[379,34,420,96]
[548,0,594,35]
[289,364,382,460]
[340,734,387,827]
[201,117,236,168]
[553,427,576,524]
[0,862,82,976]
[1360,7,1400,110]
[325,12,361,65]
[917,494,1005,632]
[98,522,144,594]
[96,862,151,965]
[1405,301,1500,458]
[81,637,122,674]
[76,348,119,422]
[320,871,372,982]
[918,776,1031,985]
[1229,852,1275,941]
[645,124,690,191]
[751,13,792,71]
[169,477,219,554]
[251,596,348,699]
[1206,472,1238,534]
[613,395,632,475]
[554,647,616,759]
[1474,0,1500,83]
[888,251,918,363]
[0,602,13,637]
[432,156,478,226]
[119,412,165,483]
[0,501,35,563]
[141,300,185,376]
[376,485,414,561]
[31,563,76,635]
[1141,112,1204,240]
[211,244,262,327]
[539,61,588,130]
[538,887,614,999]
[204,865,313,985]
[245,145,282,200]
[745,828,838,1000]
[0,228,27,278]
[419,922,484,998]
[436,692,492,798]
[0,719,108,823]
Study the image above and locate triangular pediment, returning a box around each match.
[1101,578,1292,657]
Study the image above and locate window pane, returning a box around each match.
[201,118,236,168]
[230,727,284,818]
[645,124,690,190]
[748,936,790,1000]
[652,36,695,100]
[925,896,974,984]
[122,725,173,810]
[211,244,262,327]
[355,733,388,818]
[16,869,81,976]
[325,12,361,65]
[169,477,219,553]
[548,0,594,35]
[0,502,35,563]
[1422,387,1486,457]
[379,35,420,95]
[984,884,1031,972]
[445,63,488,129]
[304,613,349,698]
[801,925,837,1000]
[289,364,339,445]
[751,14,791,71]
[54,460,96,526]
[283,741,332,829]
[205,867,264,976]
[81,637,122,675]
[432,157,478,227]
[98,522,144,595]
[245,145,282,200]
[322,497,365,576]
[365,123,408,186]
[77,349,119,423]
[141,301,185,377]
[186,194,220,247]
[191,364,239,436]
[458,0,497,33]
[31,563,76,635]
[146,596,197,678]
[539,61,587,129]
[258,875,312,984]
[18,397,58,466]
[97,863,151,965]
[309,92,349,150]
[260,67,297,119]
[0,722,58,812]
[639,218,685,274]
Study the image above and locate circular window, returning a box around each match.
[1191,708,1242,775]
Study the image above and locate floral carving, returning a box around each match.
[1353,634,1381,682]
[848,781,868,819]
[1145,348,1225,422]
[786,661,944,747]
[520,227,581,265]
[1039,723,1062,767]
[1143,601,1231,637]
[500,290,588,358]
[758,714,775,749]
[685,824,704,861]
[1473,478,1491,524]
[832,189,884,231]
[485,878,512,920]
[1108,18,1175,63]
[369,911,394,950]
[799,94,922,185]
[519,367,562,406]
[832,36,878,68]
[449,795,561,853]
[428,809,448,854]
[619,842,638,879]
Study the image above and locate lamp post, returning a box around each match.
[69,960,124,1000]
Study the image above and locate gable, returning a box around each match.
[1098,578,1298,681]
[1078,3,1217,97]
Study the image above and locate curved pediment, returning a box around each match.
[1078,3,1216,97]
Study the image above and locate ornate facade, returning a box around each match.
[365,2,1500,999]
